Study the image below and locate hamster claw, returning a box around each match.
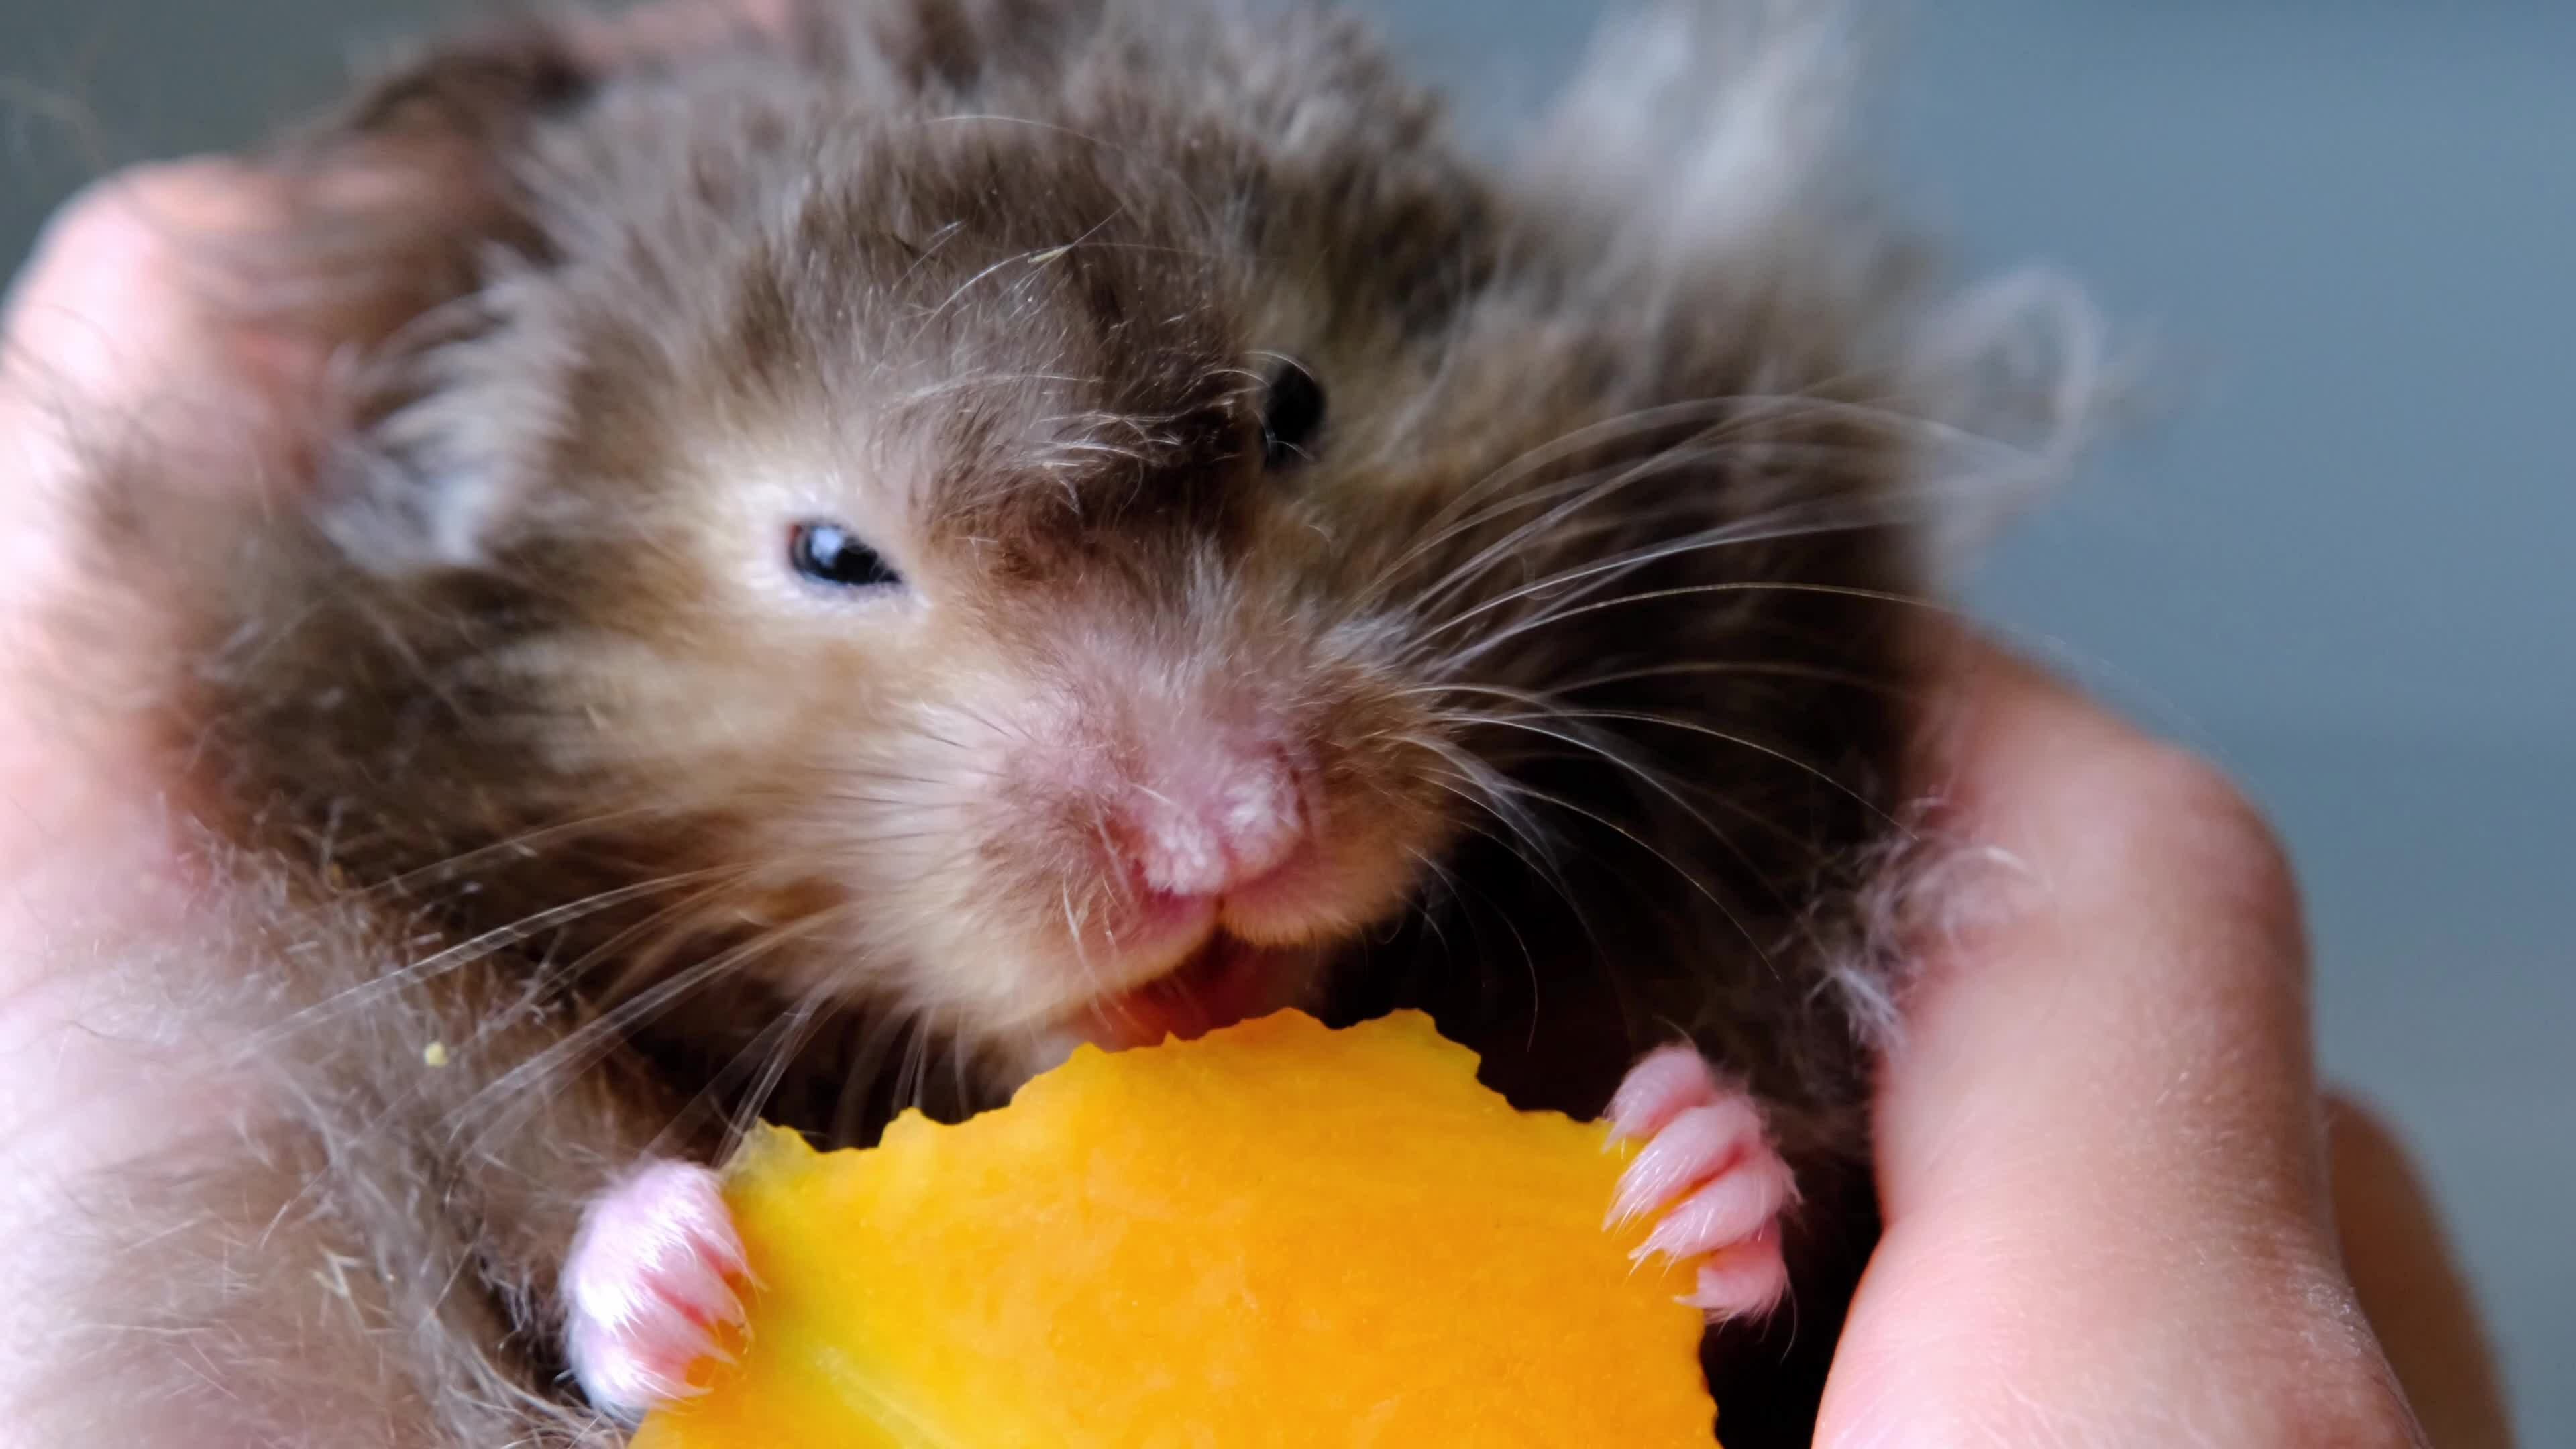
[1605,1043,1793,1322]
[563,1158,752,1417]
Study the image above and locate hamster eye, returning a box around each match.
[1260,358,1327,468]
[789,521,902,590]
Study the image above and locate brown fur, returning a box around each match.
[23,2,2038,1443]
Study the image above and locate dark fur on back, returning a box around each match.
[25,2,2093,1444]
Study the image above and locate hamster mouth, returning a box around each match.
[1072,932,1305,1051]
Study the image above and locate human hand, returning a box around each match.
[0,0,797,1184]
[1815,631,2507,1446]
[0,15,804,1438]
[0,159,309,1187]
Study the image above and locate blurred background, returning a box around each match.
[7,1,2569,1438]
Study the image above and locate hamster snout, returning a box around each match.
[994,671,1326,916]
[872,616,1446,1052]
[1112,741,1308,901]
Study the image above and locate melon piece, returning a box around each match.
[631,1009,1719,1448]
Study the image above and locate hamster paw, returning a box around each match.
[564,1158,751,1416]
[1605,1044,1794,1320]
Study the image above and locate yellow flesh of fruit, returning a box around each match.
[632,1010,1719,1448]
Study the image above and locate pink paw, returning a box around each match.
[1605,1044,1794,1320]
[563,1159,751,1417]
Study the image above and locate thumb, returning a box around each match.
[1816,634,2421,1446]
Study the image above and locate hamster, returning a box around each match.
[22,1,2092,1445]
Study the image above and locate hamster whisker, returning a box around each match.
[1405,749,1597,956]
[241,881,803,1243]
[1424,700,1799,912]
[841,763,997,788]
[1412,680,1823,842]
[896,1003,943,1117]
[1428,579,1964,681]
[451,910,849,1148]
[926,700,1033,751]
[1383,384,2055,621]
[1426,461,1851,570]
[948,1013,979,1126]
[1746,391,2075,478]
[1389,434,1877,610]
[551,875,782,1006]
[1479,774,1778,979]
[592,973,838,1167]
[1438,824,1613,1021]
[368,808,667,894]
[1403,740,1556,865]
[1403,446,1741,622]
[1419,751,1733,1048]
[1408,488,1925,655]
[715,984,835,1154]
[1416,853,1550,1038]
[1552,657,1919,702]
[833,1007,930,1148]
[1373,382,1896,576]
[1032,439,1155,470]
[1062,881,1117,1016]
[1408,513,1805,669]
[1501,743,1833,879]
[1375,398,1782,585]
[1396,845,1462,959]
[1540,708,1902,829]
[244,869,745,1051]
[808,829,954,851]
[1450,430,1993,584]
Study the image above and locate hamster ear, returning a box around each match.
[262,21,614,360]
[265,10,777,571]
[239,20,614,574]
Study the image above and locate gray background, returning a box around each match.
[7,1,2570,1440]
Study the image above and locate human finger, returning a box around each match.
[1815,633,2422,1445]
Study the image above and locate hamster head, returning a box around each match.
[480,152,1464,1054]
[190,3,1936,1083]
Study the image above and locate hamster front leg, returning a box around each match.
[564,1159,753,1417]
[1606,1045,1797,1319]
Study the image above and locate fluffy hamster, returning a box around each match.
[25,1,2089,1444]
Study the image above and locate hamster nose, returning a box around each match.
[1120,755,1308,899]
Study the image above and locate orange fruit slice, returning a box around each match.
[632,1009,1717,1447]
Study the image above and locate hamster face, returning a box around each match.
[376,117,1501,1061]
[198,5,1921,1083]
